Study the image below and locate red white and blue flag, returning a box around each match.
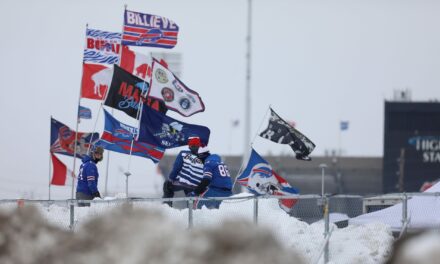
[96,109,165,163]
[237,148,299,212]
[122,10,179,49]
[84,28,121,64]
[50,118,99,158]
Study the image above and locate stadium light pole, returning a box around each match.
[244,0,252,158]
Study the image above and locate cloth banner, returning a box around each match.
[120,46,153,80]
[260,108,315,161]
[78,105,92,119]
[236,148,299,212]
[149,59,205,117]
[50,153,73,186]
[96,110,165,163]
[138,105,210,149]
[104,65,150,119]
[81,63,113,100]
[83,28,121,64]
[50,118,99,158]
[122,10,179,49]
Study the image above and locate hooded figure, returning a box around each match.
[76,146,104,206]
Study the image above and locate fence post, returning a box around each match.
[69,200,75,231]
[253,196,258,225]
[324,196,330,264]
[400,193,408,237]
[188,198,194,229]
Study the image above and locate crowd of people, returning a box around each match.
[75,136,233,209]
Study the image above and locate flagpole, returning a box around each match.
[244,0,252,162]
[231,106,269,191]
[48,152,52,200]
[338,120,342,156]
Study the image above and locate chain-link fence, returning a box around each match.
[1,193,439,264]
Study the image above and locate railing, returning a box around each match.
[1,193,439,264]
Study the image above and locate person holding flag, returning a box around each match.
[162,137,204,207]
[76,146,104,206]
[192,147,233,209]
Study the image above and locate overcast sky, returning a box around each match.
[1,0,439,199]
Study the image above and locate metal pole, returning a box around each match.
[401,193,408,235]
[188,198,194,229]
[324,196,330,264]
[69,201,75,231]
[319,164,328,197]
[253,196,258,225]
[244,0,252,158]
[398,148,405,192]
[124,172,131,198]
[48,151,52,200]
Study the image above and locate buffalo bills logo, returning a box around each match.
[161,88,174,102]
[179,98,191,110]
[155,68,168,83]
[114,128,132,139]
[136,28,163,45]
[247,163,280,195]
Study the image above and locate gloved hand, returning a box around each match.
[92,191,101,198]
[188,191,197,197]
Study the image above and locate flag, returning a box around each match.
[340,121,349,131]
[104,65,150,119]
[81,63,113,100]
[259,108,315,161]
[149,59,205,117]
[120,46,153,80]
[95,110,165,163]
[78,105,92,119]
[83,28,121,64]
[236,149,299,212]
[122,10,179,49]
[138,105,210,149]
[51,154,74,186]
[50,118,99,158]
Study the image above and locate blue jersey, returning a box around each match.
[169,150,204,188]
[203,154,232,190]
[76,156,99,195]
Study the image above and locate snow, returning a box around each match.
[0,194,394,264]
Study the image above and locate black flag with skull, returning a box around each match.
[259,108,315,161]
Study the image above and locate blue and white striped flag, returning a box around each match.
[83,28,121,64]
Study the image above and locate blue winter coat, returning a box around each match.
[76,155,99,195]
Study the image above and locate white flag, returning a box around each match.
[148,59,205,117]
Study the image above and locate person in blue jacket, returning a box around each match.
[76,146,104,206]
[162,137,204,207]
[192,148,233,209]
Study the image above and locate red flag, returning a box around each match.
[120,46,152,80]
[81,63,112,100]
[50,154,73,186]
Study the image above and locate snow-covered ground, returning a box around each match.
[0,194,394,264]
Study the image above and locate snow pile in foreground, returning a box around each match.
[0,205,304,264]
[0,195,395,264]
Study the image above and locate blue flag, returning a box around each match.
[237,148,299,211]
[78,105,92,119]
[96,110,165,163]
[340,121,349,131]
[138,105,210,148]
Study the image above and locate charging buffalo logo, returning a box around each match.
[155,68,168,83]
[161,88,174,102]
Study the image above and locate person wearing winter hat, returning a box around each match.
[76,146,104,206]
[162,136,205,207]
